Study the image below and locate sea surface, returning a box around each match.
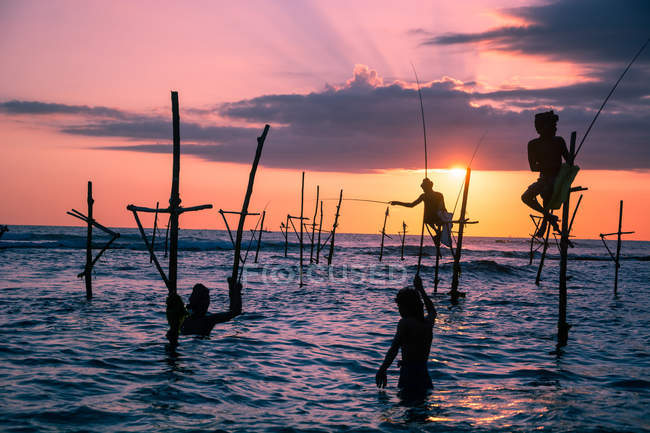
[0,225,648,432]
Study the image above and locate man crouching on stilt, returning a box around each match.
[522,110,570,237]
[390,178,448,243]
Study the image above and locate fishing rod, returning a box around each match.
[411,62,428,276]
[574,36,650,159]
[452,130,488,216]
[411,62,428,178]
[322,198,389,205]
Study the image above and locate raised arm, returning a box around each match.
[390,194,424,208]
[376,320,404,388]
[414,275,436,325]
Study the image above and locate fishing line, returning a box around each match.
[322,198,388,204]
[411,62,428,276]
[575,36,650,158]
[452,130,488,216]
[411,62,428,178]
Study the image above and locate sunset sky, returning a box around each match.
[1,0,649,239]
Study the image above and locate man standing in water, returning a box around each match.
[390,178,448,243]
[521,110,570,237]
[376,275,436,396]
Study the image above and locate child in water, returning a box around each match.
[376,275,436,395]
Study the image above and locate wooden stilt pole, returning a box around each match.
[168,92,182,297]
[379,206,389,262]
[85,181,93,299]
[327,189,343,266]
[151,201,159,263]
[254,210,266,263]
[614,200,623,295]
[126,91,213,344]
[299,172,305,286]
[284,215,289,257]
[425,224,441,293]
[529,215,542,265]
[310,185,319,263]
[434,232,441,293]
[400,221,407,261]
[316,201,323,264]
[535,223,551,286]
[450,167,471,303]
[557,131,576,348]
[599,201,633,295]
[232,125,270,290]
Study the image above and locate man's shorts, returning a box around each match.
[524,175,556,203]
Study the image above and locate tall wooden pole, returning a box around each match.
[85,181,93,299]
[434,235,441,293]
[299,172,305,286]
[284,215,289,257]
[151,201,159,263]
[316,201,323,264]
[379,206,389,262]
[254,210,266,263]
[310,185,319,263]
[535,223,551,286]
[327,189,343,266]
[168,91,181,296]
[529,216,541,266]
[557,131,576,348]
[614,200,623,295]
[450,167,471,303]
[400,221,406,261]
[232,125,270,289]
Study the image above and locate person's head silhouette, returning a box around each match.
[420,178,433,192]
[396,287,424,320]
[534,110,558,138]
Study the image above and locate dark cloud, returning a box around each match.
[424,0,650,64]
[63,119,255,142]
[3,65,649,172]
[0,100,131,119]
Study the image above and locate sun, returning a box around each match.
[449,166,467,179]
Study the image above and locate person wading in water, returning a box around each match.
[376,275,436,397]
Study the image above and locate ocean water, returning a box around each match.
[0,225,648,432]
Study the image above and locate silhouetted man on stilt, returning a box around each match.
[522,110,570,237]
[390,178,449,244]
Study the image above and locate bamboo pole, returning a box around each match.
[310,185,319,263]
[379,206,389,262]
[450,167,471,303]
[327,189,343,266]
[434,233,441,293]
[151,201,159,263]
[535,223,552,286]
[316,201,323,264]
[400,221,407,261]
[299,172,305,287]
[284,215,289,257]
[614,200,623,295]
[254,210,266,263]
[85,181,93,299]
[232,124,270,292]
[168,92,181,296]
[557,131,576,348]
[529,215,542,265]
[425,224,441,293]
